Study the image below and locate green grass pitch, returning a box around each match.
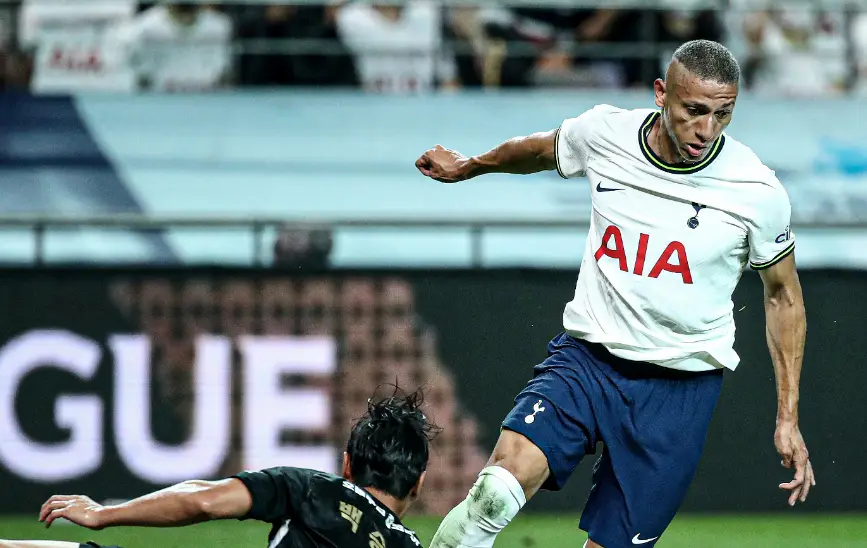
[1,514,866,547]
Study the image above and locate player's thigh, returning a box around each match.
[580,371,723,547]
[483,428,551,500]
[622,371,724,521]
[498,332,599,497]
[580,438,707,548]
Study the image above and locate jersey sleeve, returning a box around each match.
[554,104,611,179]
[233,466,316,523]
[747,181,795,270]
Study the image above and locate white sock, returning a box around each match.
[429,466,526,548]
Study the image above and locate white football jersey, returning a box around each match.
[19,0,138,93]
[557,105,795,372]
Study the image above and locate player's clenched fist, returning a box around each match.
[39,494,105,530]
[415,145,472,183]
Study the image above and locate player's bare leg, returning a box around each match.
[485,429,550,499]
[428,429,549,548]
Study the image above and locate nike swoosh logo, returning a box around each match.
[596,182,624,192]
[632,534,659,545]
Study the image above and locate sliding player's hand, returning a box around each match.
[415,145,471,183]
[775,421,815,506]
[39,495,105,530]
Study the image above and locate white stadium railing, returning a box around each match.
[0,214,864,267]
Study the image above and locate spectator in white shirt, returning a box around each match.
[849,9,867,96]
[118,3,233,93]
[741,5,846,97]
[18,0,137,93]
[336,1,458,94]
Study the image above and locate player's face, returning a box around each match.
[654,67,737,163]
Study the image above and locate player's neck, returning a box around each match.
[365,486,410,518]
[647,113,680,165]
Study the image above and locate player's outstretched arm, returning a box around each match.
[758,253,815,506]
[38,479,253,530]
[415,130,557,183]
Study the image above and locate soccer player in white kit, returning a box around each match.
[415,40,813,548]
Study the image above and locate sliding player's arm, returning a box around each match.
[415,131,557,183]
[758,253,814,505]
[39,479,253,530]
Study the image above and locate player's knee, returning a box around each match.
[487,429,550,499]
[465,466,525,526]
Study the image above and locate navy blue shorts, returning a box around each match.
[502,332,723,548]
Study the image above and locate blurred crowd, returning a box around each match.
[0,0,865,96]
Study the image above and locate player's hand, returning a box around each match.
[39,495,106,530]
[774,420,815,506]
[415,145,472,183]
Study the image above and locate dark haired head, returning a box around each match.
[653,39,739,165]
[669,39,740,86]
[344,386,440,500]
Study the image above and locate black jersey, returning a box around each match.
[233,467,423,548]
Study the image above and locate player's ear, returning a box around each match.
[342,452,352,481]
[409,471,426,500]
[654,78,666,108]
